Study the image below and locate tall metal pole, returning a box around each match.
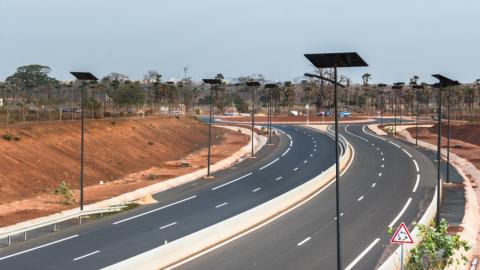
[380,92,384,126]
[80,82,85,210]
[334,67,342,270]
[416,89,419,146]
[251,87,255,157]
[207,87,213,177]
[436,84,442,226]
[446,89,451,183]
[394,91,397,137]
[268,90,272,145]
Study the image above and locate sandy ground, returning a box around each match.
[0,117,248,227]
[406,125,480,170]
[404,124,480,259]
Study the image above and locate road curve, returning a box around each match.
[0,125,337,270]
[177,124,437,270]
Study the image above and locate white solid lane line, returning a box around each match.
[281,147,291,157]
[160,222,178,230]
[413,174,420,193]
[362,125,387,141]
[358,196,364,201]
[289,140,293,147]
[413,159,419,172]
[211,173,253,191]
[275,176,283,181]
[114,196,197,225]
[215,202,228,208]
[252,188,261,193]
[73,250,100,261]
[259,158,280,170]
[345,125,369,142]
[388,198,412,228]
[0,235,79,261]
[344,238,381,270]
[402,149,413,158]
[389,141,402,149]
[297,237,312,246]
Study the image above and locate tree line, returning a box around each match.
[1,65,479,124]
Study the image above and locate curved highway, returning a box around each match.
[177,124,437,270]
[0,125,338,270]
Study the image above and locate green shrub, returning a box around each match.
[406,219,470,269]
[53,181,75,205]
[146,173,157,180]
[2,133,13,141]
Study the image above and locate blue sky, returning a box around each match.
[1,0,479,84]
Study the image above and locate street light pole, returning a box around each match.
[432,74,459,226]
[446,88,451,183]
[202,78,222,178]
[246,81,260,158]
[413,85,424,146]
[304,51,368,270]
[265,84,277,145]
[70,72,98,211]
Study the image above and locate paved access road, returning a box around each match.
[0,125,337,270]
[178,124,437,270]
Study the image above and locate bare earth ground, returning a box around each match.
[405,124,480,257]
[0,117,248,227]
[406,124,480,170]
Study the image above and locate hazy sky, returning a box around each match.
[1,0,479,84]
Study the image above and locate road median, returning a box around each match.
[103,125,354,270]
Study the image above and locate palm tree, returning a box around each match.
[362,73,371,86]
[410,75,420,85]
[283,81,295,111]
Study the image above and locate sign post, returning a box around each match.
[390,222,414,270]
[305,104,310,126]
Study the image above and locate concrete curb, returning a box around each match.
[103,126,354,270]
[0,126,266,236]
[371,124,480,269]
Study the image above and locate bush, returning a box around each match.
[2,133,13,141]
[405,219,470,269]
[146,173,157,180]
[53,181,75,205]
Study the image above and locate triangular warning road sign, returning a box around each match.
[391,222,414,244]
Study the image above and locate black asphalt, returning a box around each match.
[178,124,438,270]
[0,125,336,270]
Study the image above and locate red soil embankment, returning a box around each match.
[0,117,230,205]
[427,124,480,147]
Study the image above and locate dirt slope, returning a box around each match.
[0,117,229,204]
[427,124,480,147]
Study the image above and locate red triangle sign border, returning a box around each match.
[390,222,414,244]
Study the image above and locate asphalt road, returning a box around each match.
[177,124,437,270]
[0,125,337,270]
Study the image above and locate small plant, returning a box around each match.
[2,133,13,141]
[53,181,75,205]
[146,173,157,180]
[13,136,21,141]
[110,121,116,125]
[406,219,470,270]
[148,141,154,145]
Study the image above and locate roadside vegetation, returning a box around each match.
[1,65,479,127]
[388,219,470,270]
